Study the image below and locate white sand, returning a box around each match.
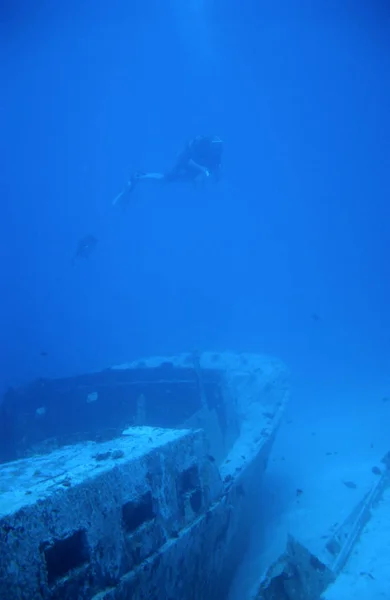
[228,380,390,599]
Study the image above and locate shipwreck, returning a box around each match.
[0,351,289,600]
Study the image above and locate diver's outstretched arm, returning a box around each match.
[136,172,165,181]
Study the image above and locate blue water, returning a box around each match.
[3,2,390,598]
[3,2,390,400]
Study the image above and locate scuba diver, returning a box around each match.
[112,135,223,207]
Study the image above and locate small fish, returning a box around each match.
[343,480,357,489]
[72,235,98,266]
[40,351,48,357]
[311,312,321,322]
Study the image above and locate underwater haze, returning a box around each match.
[2,0,390,401]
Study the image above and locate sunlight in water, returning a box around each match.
[170,0,219,68]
